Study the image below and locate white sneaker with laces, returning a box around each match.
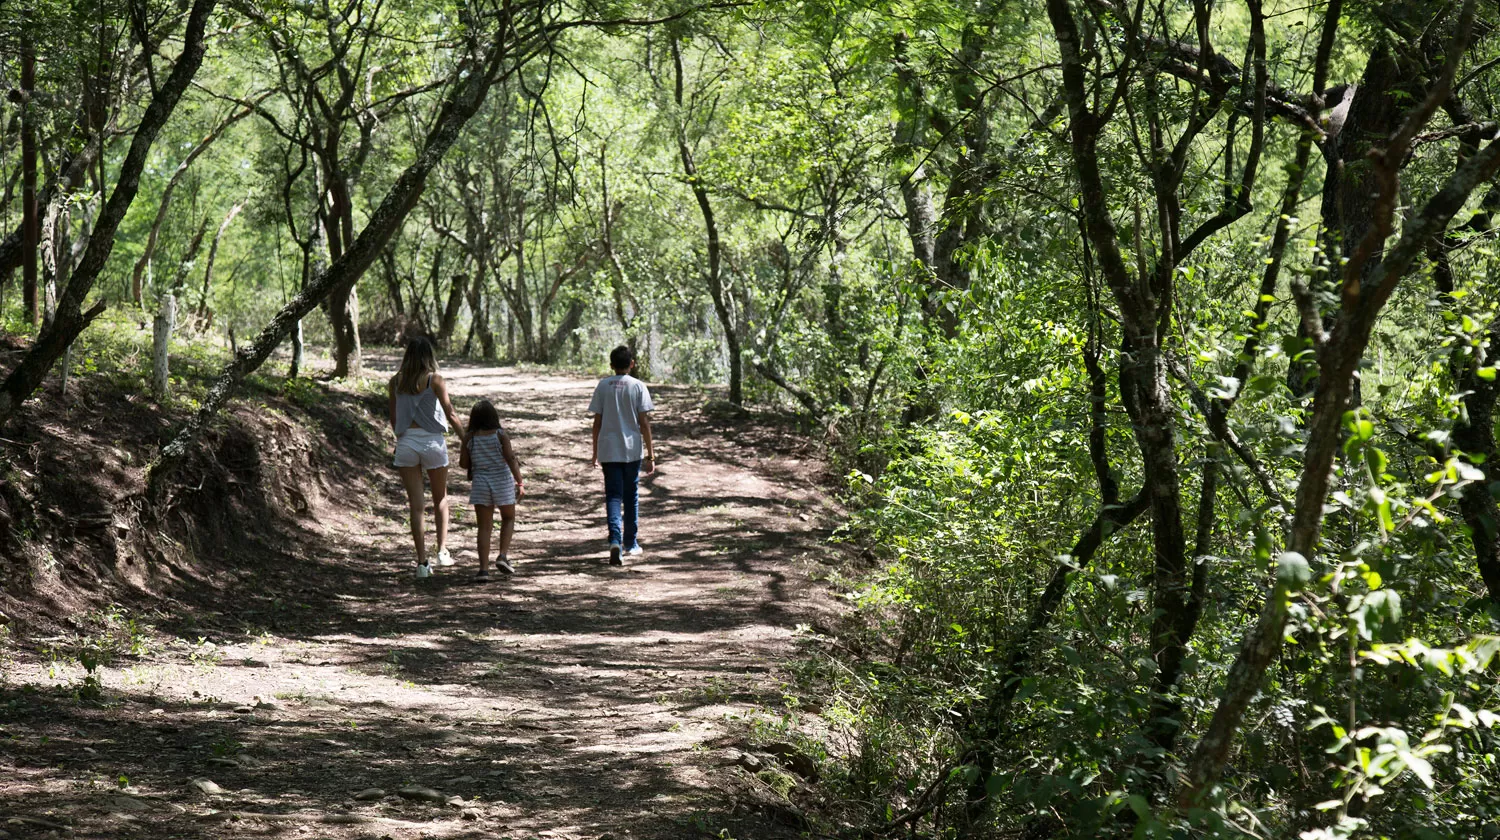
[415,563,433,579]
[436,548,454,567]
[628,546,643,557]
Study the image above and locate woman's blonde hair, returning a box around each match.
[394,336,438,394]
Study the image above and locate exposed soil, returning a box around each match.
[0,362,844,839]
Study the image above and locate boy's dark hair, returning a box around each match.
[609,345,634,372]
[468,399,501,434]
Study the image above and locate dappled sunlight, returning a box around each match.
[0,365,835,838]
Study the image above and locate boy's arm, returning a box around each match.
[639,412,655,474]
[591,414,603,467]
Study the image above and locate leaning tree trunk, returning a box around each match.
[0,0,219,424]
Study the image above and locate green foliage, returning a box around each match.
[8,0,1500,837]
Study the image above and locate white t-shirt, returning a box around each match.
[589,374,654,463]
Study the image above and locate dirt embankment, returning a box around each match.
[0,340,386,635]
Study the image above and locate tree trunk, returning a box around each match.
[439,272,468,347]
[600,154,647,374]
[197,200,244,323]
[0,119,104,287]
[326,174,364,378]
[466,262,495,360]
[540,300,584,364]
[171,215,210,294]
[671,38,740,404]
[21,34,39,327]
[347,284,362,378]
[825,231,852,407]
[289,212,324,379]
[1452,356,1500,600]
[328,275,363,378]
[892,33,938,272]
[379,248,406,318]
[510,238,536,358]
[927,2,1000,339]
[40,191,67,327]
[0,0,219,424]
[1433,186,1500,602]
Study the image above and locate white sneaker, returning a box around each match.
[415,563,433,579]
[628,546,643,557]
[436,548,454,567]
[496,557,514,575]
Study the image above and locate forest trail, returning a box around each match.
[0,365,841,840]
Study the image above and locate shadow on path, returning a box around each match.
[0,363,840,840]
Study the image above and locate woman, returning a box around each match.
[388,336,465,578]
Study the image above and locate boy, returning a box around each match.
[588,345,655,565]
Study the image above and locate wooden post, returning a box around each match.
[289,319,304,378]
[152,292,176,401]
[350,284,363,378]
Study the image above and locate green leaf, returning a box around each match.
[1365,589,1402,628]
[1277,552,1312,591]
[1343,410,1374,441]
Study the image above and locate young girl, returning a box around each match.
[388,336,465,579]
[459,400,525,581]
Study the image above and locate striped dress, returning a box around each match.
[467,431,517,507]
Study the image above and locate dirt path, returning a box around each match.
[0,365,840,839]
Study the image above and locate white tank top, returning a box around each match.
[394,374,447,434]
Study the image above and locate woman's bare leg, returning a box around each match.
[475,505,494,574]
[398,466,428,565]
[428,466,450,553]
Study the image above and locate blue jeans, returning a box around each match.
[601,461,641,550]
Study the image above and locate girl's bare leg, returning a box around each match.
[398,466,428,565]
[428,466,450,553]
[475,505,494,574]
[498,504,516,561]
